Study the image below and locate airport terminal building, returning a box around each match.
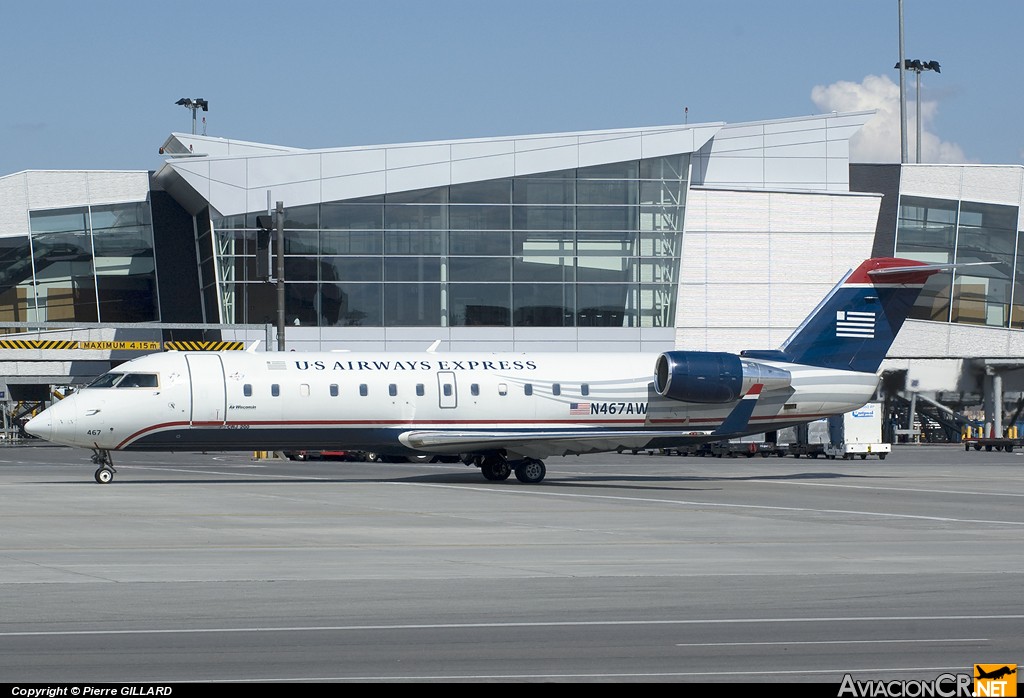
[1,110,1023,431]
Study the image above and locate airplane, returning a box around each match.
[975,666,1017,681]
[26,257,943,485]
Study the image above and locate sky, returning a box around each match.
[2,0,1023,175]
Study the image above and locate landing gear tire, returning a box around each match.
[481,458,511,481]
[514,459,546,484]
[90,449,116,484]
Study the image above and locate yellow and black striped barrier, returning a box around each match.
[0,339,244,351]
[164,341,245,351]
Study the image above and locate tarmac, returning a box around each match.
[0,442,1021,683]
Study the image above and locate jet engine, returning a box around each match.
[653,351,791,404]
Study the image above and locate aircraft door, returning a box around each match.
[186,354,227,425]
[437,371,457,409]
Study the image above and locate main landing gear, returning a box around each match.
[477,454,547,484]
[91,448,116,484]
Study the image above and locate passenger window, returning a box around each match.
[330,384,339,397]
[552,383,561,396]
[300,384,310,397]
[443,384,452,397]
[389,384,397,397]
[416,384,425,396]
[471,383,479,396]
[498,383,508,396]
[581,384,590,396]
[243,384,252,397]
[359,384,368,397]
[524,384,533,396]
[271,384,280,397]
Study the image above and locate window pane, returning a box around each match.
[577,206,637,231]
[449,205,510,230]
[321,230,382,255]
[284,204,319,230]
[321,282,382,326]
[513,175,576,206]
[385,257,442,282]
[283,231,318,255]
[384,283,442,325]
[321,197,384,229]
[577,283,634,327]
[384,205,447,230]
[449,178,511,204]
[285,283,319,326]
[448,257,511,282]
[449,283,511,326]
[449,231,511,256]
[320,257,382,282]
[512,206,574,231]
[385,230,446,255]
[513,283,574,326]
[577,180,638,206]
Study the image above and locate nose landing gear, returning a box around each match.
[91,448,116,484]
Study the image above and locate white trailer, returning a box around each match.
[824,402,891,460]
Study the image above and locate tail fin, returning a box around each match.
[742,258,941,373]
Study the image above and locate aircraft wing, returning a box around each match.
[399,428,721,459]
[400,384,766,458]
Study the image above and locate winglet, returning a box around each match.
[712,384,763,436]
[426,340,442,353]
[246,340,262,353]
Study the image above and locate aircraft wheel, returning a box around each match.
[481,459,511,481]
[94,468,113,484]
[364,452,379,462]
[985,445,993,452]
[860,454,867,460]
[879,453,887,460]
[1006,444,1014,453]
[514,459,546,484]
[974,443,981,451]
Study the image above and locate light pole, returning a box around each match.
[174,98,209,135]
[894,60,940,163]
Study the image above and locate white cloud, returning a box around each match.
[811,74,967,163]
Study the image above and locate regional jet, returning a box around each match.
[26,257,941,484]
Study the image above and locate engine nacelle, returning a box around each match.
[654,351,792,404]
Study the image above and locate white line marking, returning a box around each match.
[674,638,986,647]
[399,482,1024,525]
[0,615,1018,637]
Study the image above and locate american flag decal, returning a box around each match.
[569,402,591,415]
[836,310,875,338]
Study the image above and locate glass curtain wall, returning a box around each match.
[895,196,1019,327]
[8,203,159,325]
[212,154,689,328]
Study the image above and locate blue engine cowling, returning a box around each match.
[654,351,792,404]
[654,351,743,403]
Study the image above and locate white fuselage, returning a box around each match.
[26,350,879,458]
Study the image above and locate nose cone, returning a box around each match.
[25,397,77,446]
[25,411,51,440]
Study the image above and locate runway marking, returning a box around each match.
[194,666,974,681]
[752,479,1024,499]
[400,482,1024,526]
[0,615,1019,637]
[674,638,987,647]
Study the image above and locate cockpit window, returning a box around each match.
[87,372,124,388]
[118,373,159,388]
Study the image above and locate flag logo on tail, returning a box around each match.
[836,310,875,338]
